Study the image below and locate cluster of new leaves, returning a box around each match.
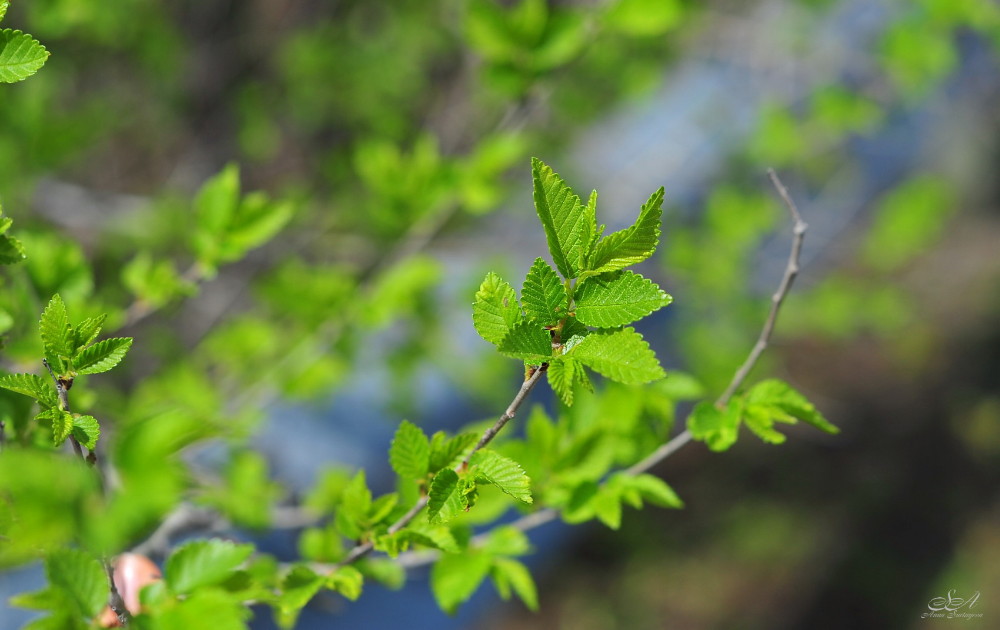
[474,158,672,406]
[688,378,839,451]
[0,2,48,84]
[0,295,131,450]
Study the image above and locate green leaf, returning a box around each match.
[531,158,588,278]
[0,234,25,265]
[0,29,49,84]
[389,420,430,483]
[298,526,344,563]
[572,327,665,384]
[587,187,664,274]
[71,415,100,450]
[472,272,522,346]
[359,558,406,590]
[0,373,57,409]
[624,473,684,508]
[193,164,241,266]
[39,295,71,373]
[742,405,787,444]
[368,493,398,525]
[207,451,281,529]
[165,539,254,595]
[44,548,108,618]
[470,450,532,504]
[498,321,552,361]
[276,565,323,629]
[0,2,8,23]
[338,470,373,528]
[574,271,672,328]
[50,409,73,446]
[688,400,741,451]
[481,525,531,557]
[154,589,250,630]
[521,258,568,325]
[405,522,461,554]
[428,432,478,473]
[0,217,25,264]
[862,176,955,272]
[431,551,493,615]
[122,253,193,309]
[427,469,465,525]
[225,194,295,261]
[491,558,538,611]
[71,314,106,353]
[746,379,839,434]
[605,0,683,36]
[546,357,589,406]
[73,337,132,375]
[327,565,363,601]
[592,486,623,529]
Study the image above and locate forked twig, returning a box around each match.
[395,169,809,568]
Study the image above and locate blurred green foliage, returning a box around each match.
[0,0,997,627]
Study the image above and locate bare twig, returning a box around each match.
[394,169,809,569]
[716,168,806,406]
[462,365,548,468]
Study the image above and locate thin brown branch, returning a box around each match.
[716,169,806,407]
[463,365,548,468]
[105,561,133,626]
[315,365,548,572]
[393,169,810,570]
[44,359,131,623]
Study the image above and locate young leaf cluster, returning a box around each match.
[192,164,295,277]
[474,158,672,405]
[688,379,838,451]
[0,294,131,450]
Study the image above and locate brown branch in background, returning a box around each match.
[395,169,809,569]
